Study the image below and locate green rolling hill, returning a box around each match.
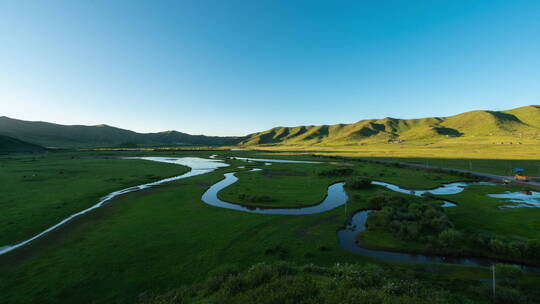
[0,116,244,148]
[239,105,540,146]
[2,105,539,149]
[0,135,46,153]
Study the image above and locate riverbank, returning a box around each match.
[2,151,539,303]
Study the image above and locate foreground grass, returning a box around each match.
[0,153,188,245]
[0,166,367,303]
[140,261,517,304]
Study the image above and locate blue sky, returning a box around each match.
[1,1,539,136]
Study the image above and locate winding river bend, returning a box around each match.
[372,180,496,196]
[200,161,538,272]
[338,210,539,272]
[201,170,347,215]
[371,180,497,207]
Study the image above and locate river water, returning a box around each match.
[0,157,228,256]
[3,156,538,272]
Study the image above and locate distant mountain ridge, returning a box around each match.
[2,105,539,148]
[0,117,243,148]
[239,105,540,146]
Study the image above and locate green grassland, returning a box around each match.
[1,151,539,303]
[218,160,467,208]
[238,105,540,166]
[360,183,540,243]
[248,139,540,163]
[218,163,340,207]
[232,142,540,181]
[362,157,540,177]
[443,185,540,239]
[357,228,427,252]
[0,153,188,245]
[357,183,540,267]
[0,162,373,303]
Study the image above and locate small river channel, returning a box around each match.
[201,169,347,215]
[0,157,228,256]
[337,210,539,272]
[202,159,538,272]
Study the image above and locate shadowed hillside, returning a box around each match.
[240,105,540,146]
[0,135,46,153]
[0,117,244,148]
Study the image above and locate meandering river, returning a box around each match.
[202,158,538,271]
[3,155,538,272]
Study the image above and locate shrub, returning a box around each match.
[138,261,510,304]
[347,178,372,190]
[366,194,452,241]
[318,168,354,177]
[438,229,463,250]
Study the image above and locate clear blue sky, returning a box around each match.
[1,1,539,136]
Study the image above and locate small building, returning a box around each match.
[513,168,524,174]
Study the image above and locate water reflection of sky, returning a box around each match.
[488,191,540,209]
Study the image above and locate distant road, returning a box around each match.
[317,154,540,191]
[385,161,540,191]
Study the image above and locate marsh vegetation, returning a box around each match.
[1,150,539,303]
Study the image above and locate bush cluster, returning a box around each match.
[318,168,354,177]
[365,194,540,264]
[366,194,452,241]
[435,230,540,262]
[347,178,372,189]
[139,262,519,304]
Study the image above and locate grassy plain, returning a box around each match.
[0,153,188,245]
[0,160,372,303]
[357,182,540,268]
[219,162,340,207]
[361,184,540,246]
[247,140,540,176]
[442,185,540,239]
[218,160,466,208]
[363,157,540,177]
[1,150,539,303]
